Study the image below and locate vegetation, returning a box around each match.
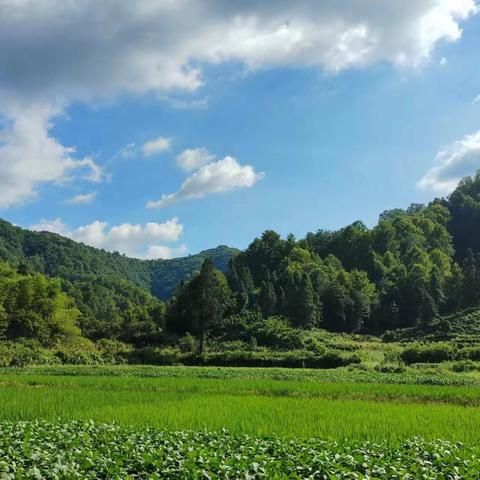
[166,259,231,353]
[5,363,480,386]
[3,368,480,442]
[2,363,480,477]
[3,172,480,368]
[3,421,480,479]
[0,218,236,300]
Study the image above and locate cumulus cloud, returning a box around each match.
[472,94,480,106]
[147,156,265,208]
[176,147,216,172]
[417,130,480,194]
[0,104,103,209]
[0,1,475,104]
[142,137,172,157]
[65,192,97,205]
[0,0,476,207]
[29,217,186,259]
[143,244,189,260]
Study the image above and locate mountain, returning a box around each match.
[149,246,239,299]
[0,219,239,300]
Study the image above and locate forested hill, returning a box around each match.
[149,246,237,299]
[3,170,480,353]
[0,219,238,299]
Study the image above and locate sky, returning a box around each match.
[0,0,480,259]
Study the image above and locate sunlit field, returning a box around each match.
[1,366,480,443]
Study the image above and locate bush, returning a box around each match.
[457,346,480,361]
[400,343,454,364]
[375,362,406,373]
[450,360,478,372]
[54,337,103,365]
[248,316,304,350]
[0,340,58,367]
[178,333,197,353]
[127,347,360,369]
[96,339,133,364]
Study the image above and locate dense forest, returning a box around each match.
[2,171,480,363]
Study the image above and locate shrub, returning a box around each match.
[457,346,480,361]
[96,339,132,364]
[450,360,478,372]
[400,343,454,364]
[127,347,360,369]
[54,337,105,365]
[178,333,197,353]
[249,316,304,350]
[375,362,406,373]
[0,340,58,367]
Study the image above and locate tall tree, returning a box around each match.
[167,259,231,353]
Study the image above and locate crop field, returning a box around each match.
[2,421,480,479]
[2,365,480,478]
[1,366,480,442]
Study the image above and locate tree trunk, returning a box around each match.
[197,329,207,354]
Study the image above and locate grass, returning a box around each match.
[2,366,480,442]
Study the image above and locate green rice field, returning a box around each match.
[1,365,480,443]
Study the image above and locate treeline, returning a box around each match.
[0,261,165,347]
[3,171,480,362]
[166,171,480,348]
[0,219,236,300]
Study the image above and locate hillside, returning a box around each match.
[0,219,239,299]
[149,246,239,299]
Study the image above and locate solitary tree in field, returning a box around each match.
[167,259,231,353]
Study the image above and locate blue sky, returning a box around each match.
[0,1,479,258]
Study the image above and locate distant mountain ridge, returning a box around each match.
[0,219,239,299]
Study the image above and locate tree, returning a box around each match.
[461,249,480,307]
[447,172,480,260]
[259,279,277,316]
[167,259,231,353]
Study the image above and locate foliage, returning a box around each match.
[0,219,237,301]
[150,245,239,299]
[61,275,166,346]
[4,171,480,349]
[400,343,454,364]
[4,363,480,386]
[166,260,232,352]
[0,259,165,347]
[0,338,133,367]
[131,347,359,368]
[0,262,81,345]
[1,421,480,479]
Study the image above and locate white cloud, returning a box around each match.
[1,1,474,104]
[142,136,172,157]
[112,143,137,161]
[29,218,70,236]
[147,156,265,208]
[143,244,189,260]
[176,147,216,172]
[0,1,476,207]
[439,57,448,66]
[162,96,208,110]
[0,104,103,209]
[65,192,97,205]
[417,130,480,194]
[472,94,480,106]
[30,217,185,259]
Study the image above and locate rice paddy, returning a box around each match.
[1,366,480,443]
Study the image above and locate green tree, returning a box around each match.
[167,260,231,353]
